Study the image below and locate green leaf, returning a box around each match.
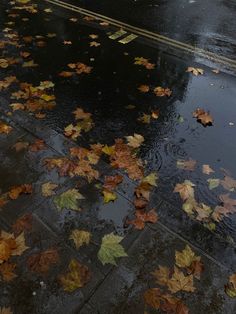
[54,189,84,211]
[98,233,128,265]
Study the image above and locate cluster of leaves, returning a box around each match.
[0,184,32,208]
[134,57,155,70]
[59,62,92,78]
[10,81,56,119]
[138,84,172,97]
[144,245,204,313]
[64,107,94,140]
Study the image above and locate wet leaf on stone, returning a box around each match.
[12,141,29,152]
[8,184,32,200]
[59,259,91,292]
[29,139,46,152]
[69,230,91,250]
[138,85,150,93]
[103,175,123,191]
[152,265,170,286]
[193,108,213,126]
[0,121,13,134]
[225,273,236,298]
[12,213,32,236]
[41,182,58,197]
[220,176,236,191]
[127,209,158,230]
[103,189,117,203]
[186,67,204,76]
[98,233,128,265]
[27,249,59,274]
[54,189,84,211]
[153,87,172,97]
[175,245,200,269]
[167,266,195,293]
[0,262,17,282]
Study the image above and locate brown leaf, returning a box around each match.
[161,294,189,314]
[12,141,29,152]
[12,213,32,236]
[135,182,152,201]
[73,108,92,120]
[186,67,204,76]
[58,259,91,292]
[193,108,213,126]
[127,209,158,230]
[187,260,204,279]
[167,266,195,293]
[133,197,148,209]
[0,121,13,134]
[174,180,195,201]
[103,175,123,191]
[29,139,46,152]
[59,71,73,77]
[153,87,172,97]
[220,176,236,191]
[0,262,17,282]
[202,164,214,175]
[143,288,162,309]
[152,265,170,286]
[177,159,196,171]
[8,184,32,200]
[27,249,59,274]
[138,85,150,93]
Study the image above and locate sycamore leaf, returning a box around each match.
[202,164,214,175]
[220,176,236,191]
[135,182,152,201]
[207,178,220,190]
[69,230,91,249]
[182,197,197,215]
[103,189,117,203]
[59,259,91,292]
[195,203,212,221]
[225,273,236,298]
[126,133,144,148]
[12,213,32,236]
[54,189,84,211]
[186,67,204,76]
[153,87,172,97]
[138,85,150,93]
[152,265,170,286]
[175,245,200,268]
[11,232,29,256]
[167,266,195,293]
[41,182,58,197]
[27,249,59,273]
[174,180,195,201]
[143,288,162,309]
[142,173,158,187]
[8,184,32,200]
[98,233,128,265]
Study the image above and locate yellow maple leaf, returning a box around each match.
[175,245,200,268]
[69,230,91,249]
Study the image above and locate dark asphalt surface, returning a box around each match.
[0,0,236,313]
[62,0,236,60]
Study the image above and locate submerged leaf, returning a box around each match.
[54,189,84,211]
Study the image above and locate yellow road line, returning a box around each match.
[42,0,236,69]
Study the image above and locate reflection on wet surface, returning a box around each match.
[0,0,236,313]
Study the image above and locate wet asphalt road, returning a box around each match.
[0,0,236,313]
[62,0,236,60]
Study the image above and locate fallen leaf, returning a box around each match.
[103,189,117,203]
[59,259,91,292]
[126,133,144,148]
[11,232,29,256]
[143,288,162,309]
[12,213,32,236]
[134,57,155,70]
[27,249,59,274]
[174,180,195,201]
[73,107,91,120]
[90,41,100,47]
[54,189,84,211]
[202,164,214,175]
[98,233,128,265]
[225,273,236,298]
[103,175,123,191]
[167,266,195,293]
[207,178,220,190]
[69,230,91,249]
[0,121,13,134]
[175,245,200,268]
[8,184,32,200]
[142,173,158,186]
[41,182,58,197]
[0,262,17,282]
[138,85,150,93]
[177,159,196,171]
[160,294,189,314]
[193,108,213,126]
[12,141,29,152]
[153,87,172,97]
[220,176,236,191]
[133,197,148,209]
[127,209,158,230]
[89,34,98,39]
[152,265,170,286]
[186,67,204,76]
[195,203,212,221]
[135,182,152,201]
[0,307,13,314]
[59,71,73,77]
[29,139,46,152]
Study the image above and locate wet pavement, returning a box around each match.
[0,0,236,313]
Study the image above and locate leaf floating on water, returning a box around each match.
[153,86,172,97]
[174,180,195,201]
[41,182,58,197]
[126,133,144,148]
[102,189,117,203]
[98,233,128,265]
[193,108,213,126]
[186,67,204,76]
[177,159,196,171]
[202,164,214,175]
[207,178,220,190]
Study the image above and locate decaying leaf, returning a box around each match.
[177,159,196,171]
[143,288,162,309]
[0,121,13,134]
[175,245,200,268]
[152,266,170,286]
[138,85,150,93]
[134,57,155,70]
[98,233,128,265]
[59,259,91,292]
[186,67,204,76]
[207,178,220,190]
[27,249,59,274]
[167,266,195,293]
[41,182,58,197]
[29,139,46,152]
[220,176,236,191]
[69,230,91,249]
[0,262,17,282]
[225,273,236,298]
[12,141,29,152]
[54,189,84,211]
[103,175,123,191]
[127,209,158,230]
[8,184,32,200]
[193,108,213,126]
[12,213,32,236]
